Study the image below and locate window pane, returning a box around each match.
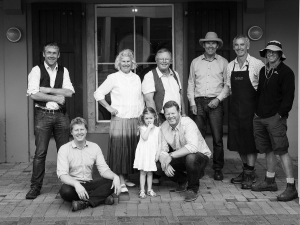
[134,6,172,62]
[97,7,134,63]
[136,63,156,82]
[97,64,118,120]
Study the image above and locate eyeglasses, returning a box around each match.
[157,58,171,62]
[266,50,278,55]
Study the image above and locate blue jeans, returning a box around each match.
[195,97,224,170]
[155,152,209,193]
[31,109,69,190]
[59,178,114,207]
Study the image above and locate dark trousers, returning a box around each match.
[59,178,114,207]
[31,109,69,190]
[195,97,224,170]
[155,152,209,193]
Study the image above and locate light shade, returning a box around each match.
[248,26,263,41]
[6,27,22,42]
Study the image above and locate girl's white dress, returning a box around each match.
[133,126,160,171]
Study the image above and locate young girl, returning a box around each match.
[133,107,161,198]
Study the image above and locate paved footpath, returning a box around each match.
[0,158,298,225]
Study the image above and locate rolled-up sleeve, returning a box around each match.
[142,71,155,94]
[183,120,200,153]
[57,145,70,179]
[95,146,110,176]
[27,66,41,96]
[62,68,75,93]
[94,75,114,101]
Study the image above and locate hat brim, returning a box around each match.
[259,45,286,60]
[199,38,223,49]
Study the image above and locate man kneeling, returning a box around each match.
[57,117,121,212]
[156,101,211,202]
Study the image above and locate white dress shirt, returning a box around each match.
[142,67,182,113]
[27,62,75,109]
[226,54,264,90]
[187,54,228,106]
[57,140,110,181]
[94,71,144,119]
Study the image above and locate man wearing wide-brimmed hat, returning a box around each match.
[187,32,228,181]
[251,40,298,201]
[225,34,264,189]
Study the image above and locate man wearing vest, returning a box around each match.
[142,48,186,185]
[187,32,228,181]
[26,42,75,199]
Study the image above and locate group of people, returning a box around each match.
[25,31,298,212]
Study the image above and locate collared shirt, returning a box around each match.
[142,67,182,113]
[94,71,144,118]
[160,117,211,158]
[27,61,75,110]
[57,140,110,182]
[226,54,264,90]
[187,54,228,106]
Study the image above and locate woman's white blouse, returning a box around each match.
[94,71,145,118]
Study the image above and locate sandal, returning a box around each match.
[120,184,128,193]
[139,190,147,199]
[147,189,157,197]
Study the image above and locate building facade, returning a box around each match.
[0,0,298,163]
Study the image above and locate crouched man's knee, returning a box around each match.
[59,184,77,202]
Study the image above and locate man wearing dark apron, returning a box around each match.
[225,35,264,189]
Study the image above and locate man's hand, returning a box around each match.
[190,105,197,115]
[39,87,51,94]
[106,106,118,116]
[164,165,175,177]
[74,183,89,201]
[208,98,220,109]
[111,175,121,195]
[160,154,172,171]
[55,95,65,105]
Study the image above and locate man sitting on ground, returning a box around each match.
[57,117,121,212]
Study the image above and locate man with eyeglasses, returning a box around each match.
[187,32,228,181]
[142,48,186,185]
[252,41,298,201]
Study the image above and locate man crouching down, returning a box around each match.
[57,117,121,212]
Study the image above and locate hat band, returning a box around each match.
[267,41,282,49]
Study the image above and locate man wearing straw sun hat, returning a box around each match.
[251,40,298,201]
[187,32,228,181]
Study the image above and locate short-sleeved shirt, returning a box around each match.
[142,67,182,112]
[57,140,110,182]
[187,54,228,105]
[160,117,211,158]
[27,61,75,110]
[226,54,264,90]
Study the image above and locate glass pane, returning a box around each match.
[134,6,172,62]
[97,7,134,63]
[136,63,157,82]
[97,64,118,120]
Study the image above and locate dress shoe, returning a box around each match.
[252,176,278,192]
[277,182,298,202]
[26,188,40,199]
[214,170,223,181]
[72,200,90,212]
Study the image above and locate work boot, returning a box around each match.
[241,169,255,189]
[72,200,90,212]
[252,176,278,192]
[277,181,298,202]
[231,167,256,184]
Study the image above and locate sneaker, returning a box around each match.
[277,182,298,202]
[104,195,114,205]
[139,190,147,199]
[184,190,198,202]
[72,200,90,212]
[125,179,136,187]
[120,184,128,193]
[147,189,157,197]
[26,188,40,199]
[175,181,187,193]
[251,176,278,192]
